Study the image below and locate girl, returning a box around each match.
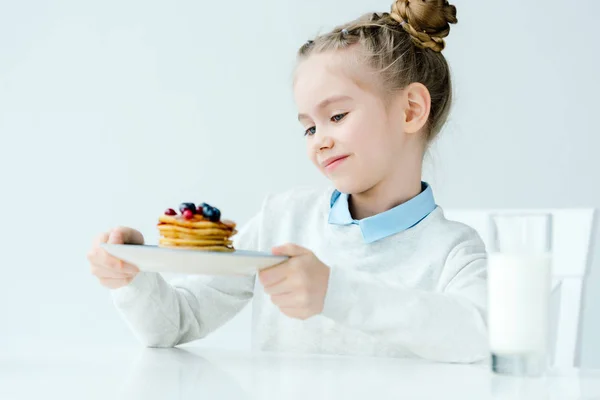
[87,0,488,363]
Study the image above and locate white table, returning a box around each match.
[1,345,599,400]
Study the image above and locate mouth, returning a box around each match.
[321,155,349,172]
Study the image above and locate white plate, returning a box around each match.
[101,244,288,276]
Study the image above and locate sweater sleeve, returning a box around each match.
[321,240,489,363]
[110,213,261,348]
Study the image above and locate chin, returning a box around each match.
[328,175,373,195]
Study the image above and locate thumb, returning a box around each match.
[272,243,311,257]
[109,226,145,245]
[108,229,124,244]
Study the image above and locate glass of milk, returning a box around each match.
[488,213,553,377]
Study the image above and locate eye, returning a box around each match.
[331,113,348,122]
[304,126,317,136]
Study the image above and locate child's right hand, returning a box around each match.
[87,227,143,289]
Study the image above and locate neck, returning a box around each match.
[348,170,423,221]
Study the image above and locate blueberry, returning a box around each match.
[203,206,214,219]
[202,204,221,222]
[210,207,221,222]
[179,202,196,214]
[201,203,212,216]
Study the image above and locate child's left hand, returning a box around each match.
[258,244,330,320]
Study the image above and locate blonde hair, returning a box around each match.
[297,0,458,143]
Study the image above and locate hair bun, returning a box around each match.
[390,0,457,52]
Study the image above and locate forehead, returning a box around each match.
[293,50,377,107]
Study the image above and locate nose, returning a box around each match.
[313,132,334,153]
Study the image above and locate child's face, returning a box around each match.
[294,51,411,194]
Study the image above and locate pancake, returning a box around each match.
[157,224,236,237]
[159,237,233,246]
[159,244,235,252]
[158,215,236,230]
[157,203,236,252]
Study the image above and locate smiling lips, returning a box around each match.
[320,155,349,172]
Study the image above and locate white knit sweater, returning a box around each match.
[112,187,489,363]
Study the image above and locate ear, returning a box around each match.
[403,83,431,135]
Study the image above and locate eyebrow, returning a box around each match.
[298,95,352,121]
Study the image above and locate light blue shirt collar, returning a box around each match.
[328,182,436,243]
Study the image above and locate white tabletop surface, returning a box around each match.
[1,345,599,400]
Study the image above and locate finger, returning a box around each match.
[97,249,123,269]
[259,263,290,288]
[96,249,139,273]
[93,232,110,247]
[271,292,303,308]
[91,264,136,279]
[113,226,144,245]
[87,246,117,268]
[263,278,294,296]
[87,233,109,263]
[123,262,140,273]
[108,230,124,245]
[271,243,310,257]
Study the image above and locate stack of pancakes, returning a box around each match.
[157,214,237,252]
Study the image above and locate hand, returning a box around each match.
[87,227,144,289]
[259,244,330,320]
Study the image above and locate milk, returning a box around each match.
[488,253,552,356]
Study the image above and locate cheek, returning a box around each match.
[344,115,390,158]
[338,116,370,150]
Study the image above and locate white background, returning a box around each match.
[1,0,598,367]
